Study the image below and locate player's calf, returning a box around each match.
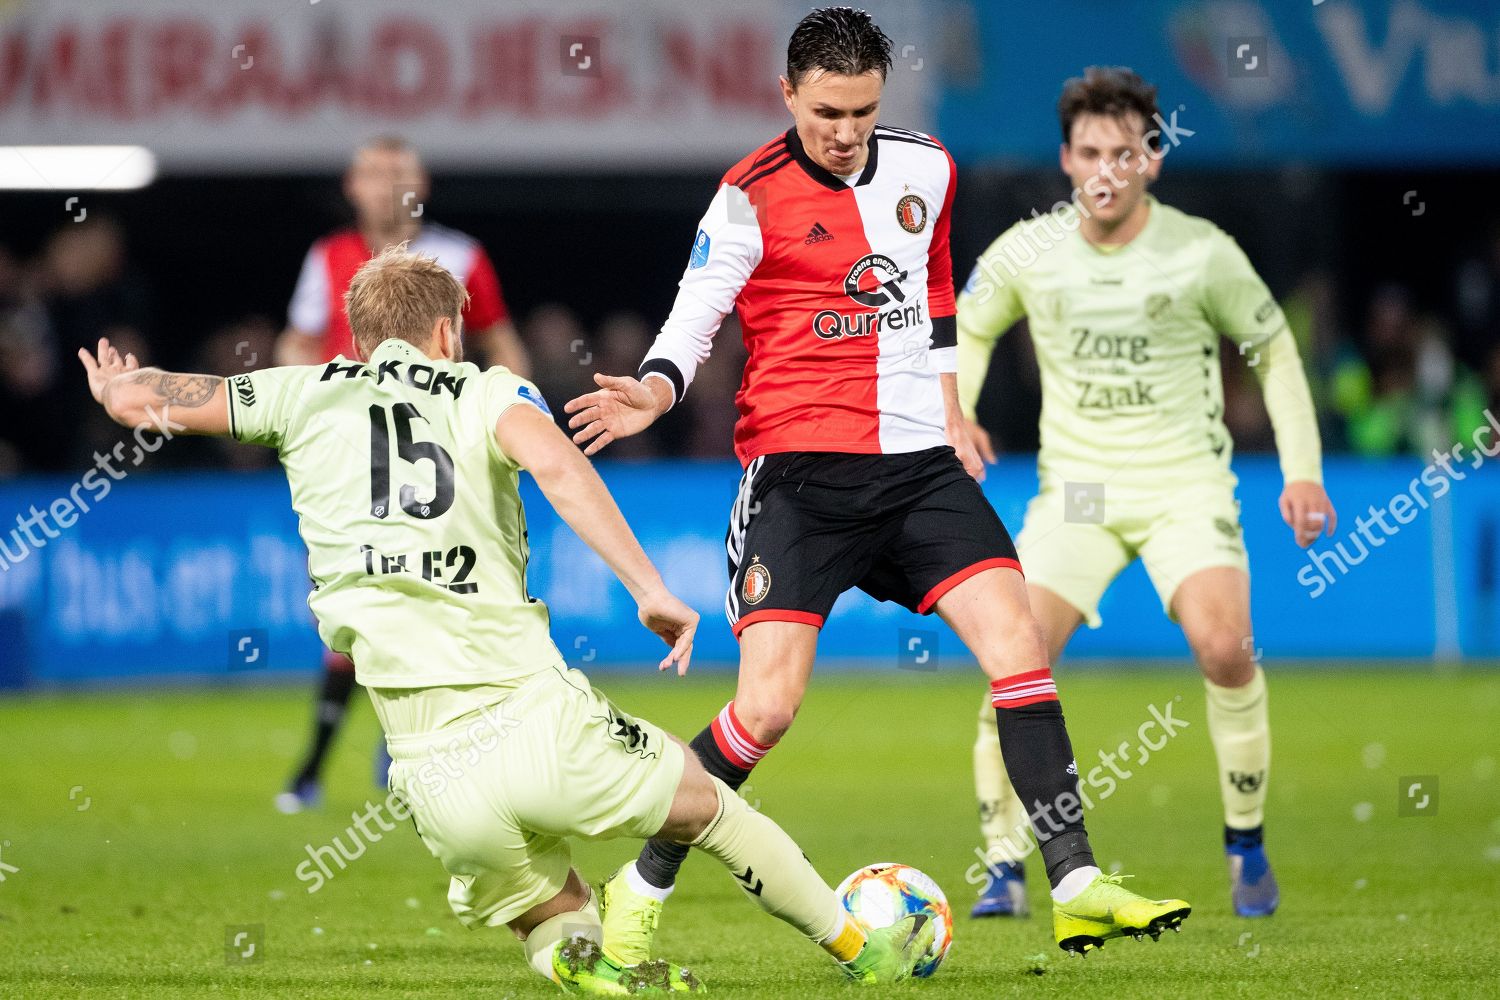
[627,702,778,915]
[605,765,905,985]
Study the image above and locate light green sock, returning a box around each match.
[522,887,601,982]
[692,777,866,963]
[1204,666,1271,829]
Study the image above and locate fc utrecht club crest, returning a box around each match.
[896,194,928,234]
[743,557,771,605]
[1145,293,1172,322]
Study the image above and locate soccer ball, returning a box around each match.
[836,862,953,977]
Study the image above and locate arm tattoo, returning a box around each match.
[131,372,219,408]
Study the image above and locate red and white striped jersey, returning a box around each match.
[288,222,510,363]
[641,125,959,466]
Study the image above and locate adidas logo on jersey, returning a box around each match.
[803,222,835,245]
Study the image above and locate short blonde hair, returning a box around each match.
[344,244,468,357]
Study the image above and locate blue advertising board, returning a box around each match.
[0,454,1495,687]
[936,0,1500,166]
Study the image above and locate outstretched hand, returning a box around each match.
[564,373,667,457]
[78,337,139,405]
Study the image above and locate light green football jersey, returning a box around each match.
[958,196,1299,491]
[226,338,563,688]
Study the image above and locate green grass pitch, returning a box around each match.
[1,666,1496,998]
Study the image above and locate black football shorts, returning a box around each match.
[723,447,1021,636]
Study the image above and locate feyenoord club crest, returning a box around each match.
[743,557,772,605]
[896,194,928,234]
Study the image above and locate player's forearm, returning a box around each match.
[640,293,725,407]
[939,373,967,431]
[101,369,227,436]
[955,326,998,421]
[639,375,674,420]
[529,449,667,602]
[1252,329,1323,484]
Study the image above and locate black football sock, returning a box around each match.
[1225,824,1264,849]
[634,703,769,891]
[291,663,357,786]
[991,670,1098,889]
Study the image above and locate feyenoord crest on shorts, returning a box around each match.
[743,558,772,605]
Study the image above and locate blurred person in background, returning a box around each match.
[1223,270,1350,454]
[6,218,153,472]
[523,303,596,412]
[275,137,526,373]
[1484,343,1500,413]
[592,312,664,458]
[1281,269,1354,450]
[0,245,55,474]
[275,136,528,813]
[679,314,746,458]
[1455,220,1500,369]
[1220,350,1275,454]
[1332,285,1486,458]
[184,318,280,471]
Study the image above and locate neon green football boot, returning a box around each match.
[598,866,663,967]
[552,933,704,995]
[1052,873,1191,955]
[839,914,937,984]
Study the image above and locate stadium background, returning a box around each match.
[3,0,1499,682]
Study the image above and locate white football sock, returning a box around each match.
[1050,864,1102,904]
[624,860,674,902]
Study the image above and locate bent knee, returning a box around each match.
[732,699,797,746]
[977,616,1050,681]
[1194,629,1256,686]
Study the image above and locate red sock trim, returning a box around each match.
[991,668,1059,709]
[709,701,775,770]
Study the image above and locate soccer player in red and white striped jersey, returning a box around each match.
[275,137,525,372]
[565,6,1189,960]
[274,137,528,814]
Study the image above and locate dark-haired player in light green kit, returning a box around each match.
[959,66,1336,921]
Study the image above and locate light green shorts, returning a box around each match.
[1016,478,1250,628]
[372,664,685,929]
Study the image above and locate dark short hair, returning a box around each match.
[1058,67,1161,150]
[786,7,893,87]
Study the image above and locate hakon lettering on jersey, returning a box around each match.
[360,543,478,594]
[812,252,926,341]
[320,359,467,398]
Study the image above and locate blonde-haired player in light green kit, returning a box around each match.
[958,67,1337,920]
[78,245,931,994]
